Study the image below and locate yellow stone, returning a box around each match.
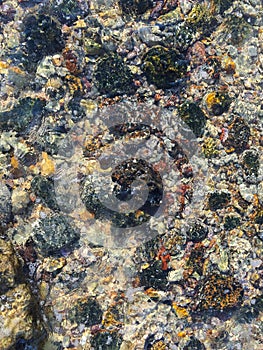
[40,152,55,176]
[74,18,86,28]
[172,302,189,318]
[0,61,9,73]
[11,156,19,169]
[0,284,35,349]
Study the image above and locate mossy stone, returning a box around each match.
[208,191,231,211]
[222,117,250,154]
[139,260,168,291]
[224,215,240,230]
[179,102,207,137]
[22,14,64,72]
[186,3,216,34]
[196,273,243,311]
[33,214,80,257]
[68,298,103,326]
[95,54,135,97]
[142,46,188,89]
[242,149,259,177]
[119,0,153,17]
[170,22,195,51]
[186,223,208,243]
[202,137,219,158]
[0,184,12,230]
[0,98,45,133]
[30,176,58,211]
[0,239,22,294]
[183,337,206,350]
[224,15,252,45]
[50,0,89,25]
[90,332,122,350]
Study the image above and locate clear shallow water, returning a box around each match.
[0,0,262,349]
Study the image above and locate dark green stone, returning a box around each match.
[33,214,79,257]
[224,215,240,230]
[186,223,208,242]
[142,46,188,89]
[50,0,89,25]
[90,332,122,350]
[68,298,103,326]
[169,22,195,51]
[139,260,168,291]
[223,117,250,154]
[119,0,153,17]
[0,98,45,133]
[31,176,58,211]
[183,337,206,350]
[224,15,252,45]
[179,102,207,137]
[21,14,64,72]
[242,150,259,177]
[208,191,231,211]
[95,54,136,97]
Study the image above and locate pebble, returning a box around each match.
[179,0,193,15]
[138,26,163,46]
[247,46,258,57]
[0,182,12,227]
[11,188,30,214]
[239,183,258,202]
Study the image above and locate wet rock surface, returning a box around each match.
[32,214,80,257]
[0,0,262,348]
[0,239,46,350]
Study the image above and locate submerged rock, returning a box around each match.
[90,331,123,349]
[196,273,244,311]
[21,14,64,72]
[0,239,21,294]
[186,222,208,243]
[0,97,45,133]
[0,239,46,349]
[205,91,232,116]
[208,191,231,211]
[0,183,12,231]
[32,214,80,257]
[139,260,169,291]
[68,298,103,326]
[142,46,189,89]
[119,0,153,17]
[50,0,89,25]
[95,54,136,96]
[222,116,250,154]
[178,101,207,137]
[30,175,59,211]
[241,149,260,182]
[183,336,206,350]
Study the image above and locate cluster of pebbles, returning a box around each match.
[0,0,262,349]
